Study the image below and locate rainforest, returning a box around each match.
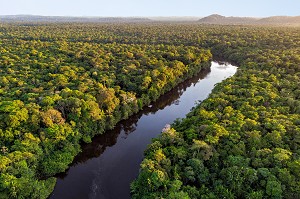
[0,23,299,199]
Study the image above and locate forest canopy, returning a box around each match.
[0,23,299,198]
[0,22,212,199]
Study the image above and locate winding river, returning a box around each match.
[50,61,238,199]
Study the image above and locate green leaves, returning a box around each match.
[0,100,28,129]
[1,22,300,199]
[132,25,300,198]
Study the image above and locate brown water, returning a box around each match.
[50,61,237,199]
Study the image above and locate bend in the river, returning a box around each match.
[50,61,238,199]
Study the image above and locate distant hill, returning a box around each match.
[0,15,152,23]
[1,14,300,25]
[199,14,300,25]
[258,16,300,24]
[199,14,257,24]
[198,14,225,23]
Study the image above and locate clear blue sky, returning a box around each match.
[1,0,299,17]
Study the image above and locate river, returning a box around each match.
[50,61,237,199]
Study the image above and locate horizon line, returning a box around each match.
[1,14,300,18]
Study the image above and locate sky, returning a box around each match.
[0,0,299,17]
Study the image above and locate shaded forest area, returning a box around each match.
[0,23,212,198]
[0,23,299,198]
[129,25,300,198]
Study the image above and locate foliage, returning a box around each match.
[0,22,212,198]
[1,22,300,198]
[131,25,300,199]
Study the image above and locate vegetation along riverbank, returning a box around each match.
[0,23,299,198]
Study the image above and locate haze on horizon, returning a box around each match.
[1,0,299,18]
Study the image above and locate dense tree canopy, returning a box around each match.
[0,22,299,198]
[0,22,212,198]
[131,25,300,199]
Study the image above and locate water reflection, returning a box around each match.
[55,67,211,178]
[50,62,237,199]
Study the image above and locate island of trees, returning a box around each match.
[0,22,299,199]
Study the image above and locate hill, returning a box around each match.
[199,14,300,25]
[258,16,300,24]
[198,14,258,24]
